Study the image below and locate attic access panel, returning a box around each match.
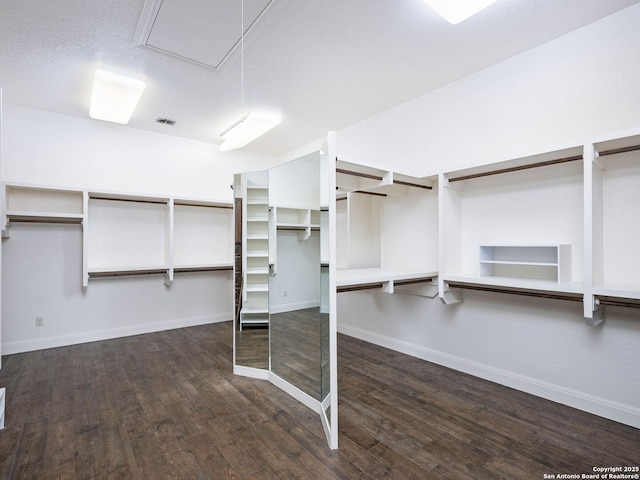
[135,0,281,72]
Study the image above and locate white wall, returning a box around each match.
[1,104,279,353]
[335,4,640,428]
[337,3,640,176]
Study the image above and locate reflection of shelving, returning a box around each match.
[241,175,270,329]
[479,245,571,283]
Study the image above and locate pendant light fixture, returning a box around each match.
[219,0,281,151]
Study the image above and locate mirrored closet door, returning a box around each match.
[233,135,337,449]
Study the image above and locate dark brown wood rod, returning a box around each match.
[353,190,387,197]
[448,155,583,183]
[394,278,434,286]
[174,201,233,209]
[8,217,83,225]
[393,180,433,190]
[337,283,384,293]
[598,144,640,157]
[90,195,168,205]
[447,282,583,302]
[336,168,383,181]
[597,296,640,309]
[89,269,168,278]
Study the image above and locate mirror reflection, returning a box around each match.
[233,149,333,445]
[234,169,270,370]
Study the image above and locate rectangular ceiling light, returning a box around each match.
[423,0,498,24]
[89,69,146,124]
[219,111,281,151]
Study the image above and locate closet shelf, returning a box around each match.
[6,212,84,224]
[337,268,438,294]
[88,266,169,278]
[336,159,434,196]
[443,274,584,295]
[173,263,233,273]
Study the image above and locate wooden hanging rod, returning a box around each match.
[353,190,387,197]
[174,266,233,273]
[393,180,432,190]
[448,154,583,183]
[394,277,435,286]
[597,296,640,309]
[336,168,383,181]
[337,283,384,293]
[7,215,83,225]
[88,268,168,278]
[174,201,233,209]
[90,195,167,205]
[447,282,583,303]
[598,144,640,157]
[337,166,432,190]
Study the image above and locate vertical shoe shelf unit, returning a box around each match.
[1,183,233,288]
[335,159,439,296]
[240,171,271,330]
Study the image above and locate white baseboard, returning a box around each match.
[1,313,232,355]
[0,387,5,430]
[338,323,640,429]
[269,300,320,315]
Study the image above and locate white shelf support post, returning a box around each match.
[81,190,89,290]
[164,198,175,287]
[586,296,606,327]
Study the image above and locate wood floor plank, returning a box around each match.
[0,321,638,480]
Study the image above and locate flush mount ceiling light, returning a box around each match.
[89,69,146,124]
[219,0,281,151]
[423,0,499,24]
[219,111,282,151]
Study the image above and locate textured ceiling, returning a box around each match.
[1,0,638,155]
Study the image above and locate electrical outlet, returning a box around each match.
[35,316,44,327]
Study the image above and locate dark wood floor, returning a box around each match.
[0,322,637,479]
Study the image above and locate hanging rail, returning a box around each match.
[448,154,583,183]
[596,296,640,309]
[337,167,432,190]
[337,283,384,293]
[89,195,168,205]
[174,201,233,209]
[598,144,640,157]
[447,282,583,303]
[336,168,383,181]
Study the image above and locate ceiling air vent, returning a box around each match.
[156,117,177,126]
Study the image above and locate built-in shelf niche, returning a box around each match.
[589,131,640,313]
[335,159,438,296]
[439,145,585,304]
[479,245,571,284]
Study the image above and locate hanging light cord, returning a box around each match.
[240,0,244,120]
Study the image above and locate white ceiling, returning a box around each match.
[0,0,638,155]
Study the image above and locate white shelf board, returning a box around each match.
[173,263,233,272]
[443,274,583,295]
[336,268,438,287]
[592,284,640,300]
[480,260,558,267]
[6,211,84,222]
